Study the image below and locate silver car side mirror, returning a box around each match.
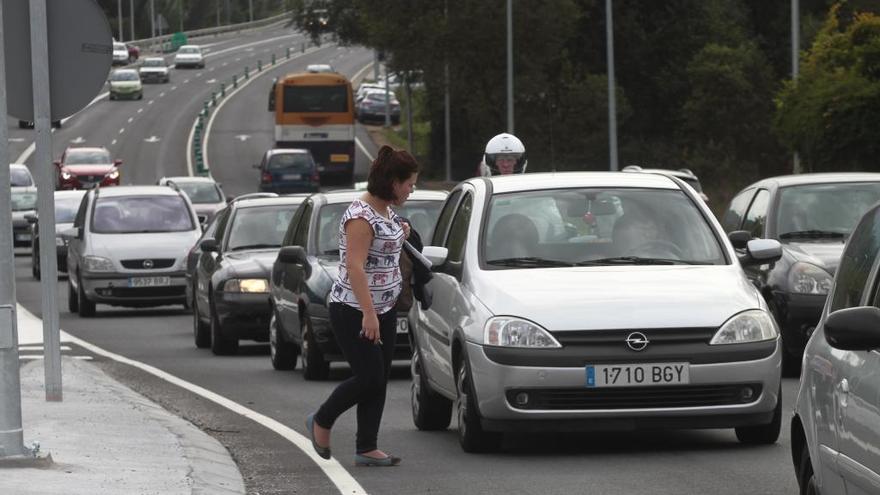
[740,239,782,266]
[422,246,448,267]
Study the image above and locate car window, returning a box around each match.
[431,189,462,246]
[267,153,313,171]
[776,182,880,238]
[175,182,222,203]
[742,189,770,238]
[212,207,231,243]
[393,200,444,242]
[66,150,111,164]
[483,188,725,266]
[316,203,348,255]
[73,194,90,228]
[292,201,314,248]
[226,205,296,251]
[282,204,306,246]
[721,188,755,232]
[10,167,32,187]
[55,196,83,223]
[445,193,473,263]
[110,71,139,82]
[282,85,348,113]
[91,196,194,234]
[832,206,880,312]
[10,190,37,211]
[143,59,164,67]
[113,42,126,51]
[201,211,222,240]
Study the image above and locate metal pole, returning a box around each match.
[249,0,253,22]
[405,77,414,153]
[29,0,62,402]
[225,0,231,25]
[179,0,184,32]
[792,0,801,174]
[0,0,28,459]
[150,0,156,40]
[117,0,123,41]
[130,0,134,41]
[373,50,379,82]
[384,66,391,128]
[444,0,451,181]
[506,0,513,134]
[605,0,618,171]
[216,0,220,28]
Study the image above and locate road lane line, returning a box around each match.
[355,137,374,162]
[138,108,144,113]
[119,128,125,134]
[111,139,117,145]
[128,117,133,123]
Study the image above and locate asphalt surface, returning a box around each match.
[9,23,801,495]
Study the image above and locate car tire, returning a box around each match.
[210,299,238,355]
[137,92,143,100]
[77,274,96,317]
[411,345,452,431]
[18,120,28,129]
[456,357,502,453]
[192,290,211,349]
[301,317,329,380]
[67,275,79,313]
[109,94,116,101]
[269,312,299,371]
[798,443,819,495]
[735,387,781,445]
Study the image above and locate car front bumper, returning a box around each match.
[82,271,187,306]
[213,292,271,340]
[772,291,825,356]
[466,339,781,432]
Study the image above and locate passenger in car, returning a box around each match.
[489,213,540,260]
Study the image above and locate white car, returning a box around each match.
[138,57,170,83]
[410,172,785,452]
[108,69,142,100]
[306,63,335,73]
[791,202,880,495]
[174,45,205,69]
[112,41,129,66]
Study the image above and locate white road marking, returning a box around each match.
[195,72,202,77]
[148,100,154,105]
[71,136,85,144]
[138,108,144,113]
[234,134,250,142]
[18,345,73,351]
[171,86,177,91]
[128,117,133,123]
[8,137,25,142]
[159,92,165,97]
[356,137,374,162]
[206,79,217,84]
[184,79,190,83]
[111,139,117,145]
[144,136,160,143]
[119,128,125,134]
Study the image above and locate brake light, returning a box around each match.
[262,172,272,183]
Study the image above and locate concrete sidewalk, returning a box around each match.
[0,305,245,494]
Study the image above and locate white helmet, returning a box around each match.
[482,133,527,175]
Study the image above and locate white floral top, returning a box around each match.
[329,199,405,314]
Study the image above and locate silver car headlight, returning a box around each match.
[83,255,114,272]
[710,310,778,345]
[483,317,561,348]
[223,278,269,293]
[788,262,833,295]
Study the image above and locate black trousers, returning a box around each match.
[314,302,397,454]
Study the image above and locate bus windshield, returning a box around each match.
[283,85,348,113]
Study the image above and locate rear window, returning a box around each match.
[11,191,37,211]
[113,42,126,51]
[283,85,348,113]
[267,153,314,171]
[92,196,194,233]
[66,150,111,164]
[175,182,222,203]
[142,59,164,67]
[10,167,32,187]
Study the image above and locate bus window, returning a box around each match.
[283,85,349,113]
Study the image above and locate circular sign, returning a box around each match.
[3,0,113,121]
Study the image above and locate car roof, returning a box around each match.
[95,185,182,198]
[316,189,448,205]
[112,69,138,75]
[477,172,680,195]
[143,57,165,63]
[179,45,200,49]
[65,146,109,153]
[160,176,216,184]
[750,172,880,189]
[233,196,308,208]
[264,148,311,157]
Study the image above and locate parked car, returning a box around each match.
[622,165,709,202]
[157,176,226,224]
[720,173,880,374]
[54,146,122,190]
[11,187,37,247]
[138,57,170,83]
[174,45,205,69]
[9,163,34,187]
[356,82,386,102]
[108,69,143,100]
[356,92,401,124]
[189,194,307,355]
[410,172,784,452]
[112,41,129,66]
[256,148,321,194]
[66,186,202,316]
[268,189,448,379]
[791,200,880,495]
[28,190,87,279]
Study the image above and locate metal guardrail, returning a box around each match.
[127,11,294,53]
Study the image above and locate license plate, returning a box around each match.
[330,154,349,163]
[282,174,302,180]
[128,276,171,288]
[586,362,689,388]
[396,317,408,334]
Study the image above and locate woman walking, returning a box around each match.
[307,145,418,466]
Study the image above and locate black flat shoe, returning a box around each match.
[306,413,331,460]
[354,453,401,467]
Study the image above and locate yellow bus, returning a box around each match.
[273,72,355,184]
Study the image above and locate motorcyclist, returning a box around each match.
[477,133,527,176]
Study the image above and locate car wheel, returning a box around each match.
[269,312,299,370]
[456,358,502,453]
[77,273,96,317]
[138,92,143,100]
[109,93,116,101]
[735,387,781,445]
[411,345,452,430]
[67,275,79,313]
[210,298,238,355]
[798,443,819,495]
[301,317,329,380]
[192,289,211,348]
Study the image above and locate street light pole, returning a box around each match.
[792,0,802,174]
[249,0,253,22]
[605,0,618,171]
[129,0,134,40]
[506,0,513,134]
[444,0,451,182]
[150,0,155,39]
[179,0,184,32]
[117,0,123,41]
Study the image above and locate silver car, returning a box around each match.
[66,186,202,316]
[791,202,880,495]
[157,176,227,224]
[410,172,785,452]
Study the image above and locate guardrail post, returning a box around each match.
[244,66,249,79]
[203,101,210,115]
[271,53,276,65]
[211,92,217,106]
[257,59,262,71]
[220,83,226,97]
[232,75,238,88]
[286,47,290,59]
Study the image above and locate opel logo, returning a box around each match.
[625,332,649,352]
[142,259,154,269]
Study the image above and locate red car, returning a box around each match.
[55,147,122,190]
[127,44,139,63]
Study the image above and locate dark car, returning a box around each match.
[356,92,401,125]
[190,194,307,355]
[11,187,37,247]
[256,148,321,194]
[158,176,227,225]
[29,190,87,279]
[720,172,880,374]
[268,77,277,111]
[268,189,447,379]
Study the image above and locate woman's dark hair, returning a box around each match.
[367,145,419,201]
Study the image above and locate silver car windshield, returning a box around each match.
[11,191,37,211]
[226,205,296,251]
[55,197,82,223]
[92,196,194,233]
[776,182,880,239]
[111,71,139,81]
[143,59,164,67]
[483,188,725,267]
[176,183,222,203]
[179,47,199,54]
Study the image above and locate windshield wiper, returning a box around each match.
[577,256,705,266]
[487,257,574,267]
[230,243,278,251]
[779,230,846,240]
